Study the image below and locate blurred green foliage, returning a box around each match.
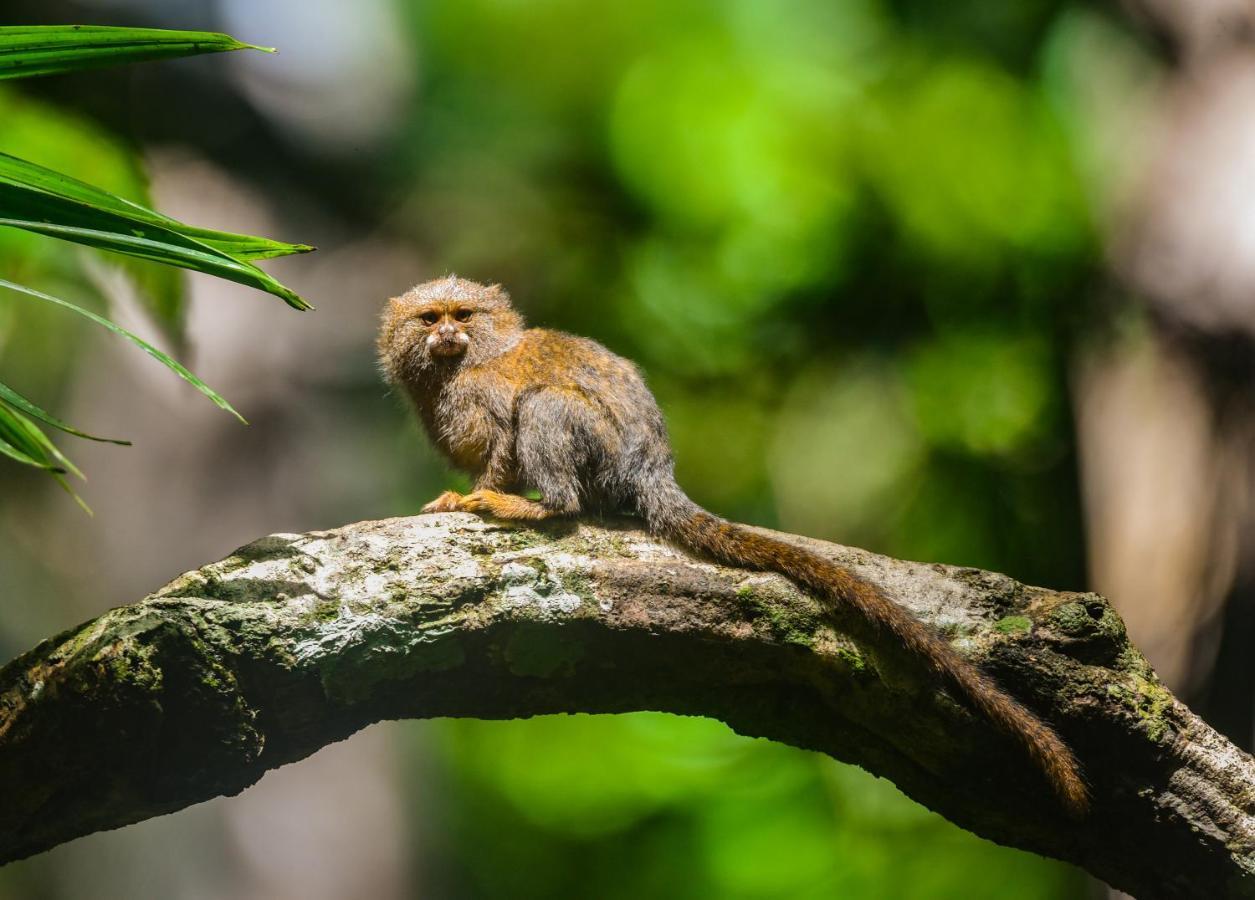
[0,0,1147,894]
[419,714,1082,899]
[385,0,1117,896]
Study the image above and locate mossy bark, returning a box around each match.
[1,513,1252,898]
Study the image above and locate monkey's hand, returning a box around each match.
[420,491,465,514]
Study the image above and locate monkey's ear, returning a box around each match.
[383,294,411,320]
[486,283,512,306]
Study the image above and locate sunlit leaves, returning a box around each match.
[0,85,183,337]
[0,25,312,499]
[0,152,312,263]
[0,153,311,310]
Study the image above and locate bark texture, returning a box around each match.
[0,513,1252,898]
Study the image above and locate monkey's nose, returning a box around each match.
[438,323,457,337]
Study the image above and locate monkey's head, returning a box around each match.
[378,276,525,380]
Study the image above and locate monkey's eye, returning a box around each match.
[418,311,439,326]
[454,309,473,323]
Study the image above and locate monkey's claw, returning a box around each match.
[421,491,464,514]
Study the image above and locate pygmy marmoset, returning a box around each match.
[377,276,1087,815]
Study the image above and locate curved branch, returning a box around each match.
[1,514,1252,898]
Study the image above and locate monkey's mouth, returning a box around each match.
[427,333,469,357]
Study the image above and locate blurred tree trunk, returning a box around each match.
[1078,0,1255,748]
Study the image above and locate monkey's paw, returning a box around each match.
[458,490,553,520]
[421,491,464,514]
[457,491,494,514]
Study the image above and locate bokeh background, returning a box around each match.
[1,0,1251,897]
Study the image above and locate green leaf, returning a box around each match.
[0,163,312,309]
[0,151,314,261]
[175,225,315,261]
[0,380,130,444]
[0,398,93,512]
[0,25,272,81]
[0,214,310,309]
[0,278,245,423]
[0,150,312,341]
[52,472,93,515]
[0,400,77,475]
[0,432,57,470]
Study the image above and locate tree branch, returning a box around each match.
[0,514,1251,897]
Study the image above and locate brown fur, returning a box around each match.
[379,276,1089,816]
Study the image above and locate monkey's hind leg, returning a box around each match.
[457,490,564,521]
